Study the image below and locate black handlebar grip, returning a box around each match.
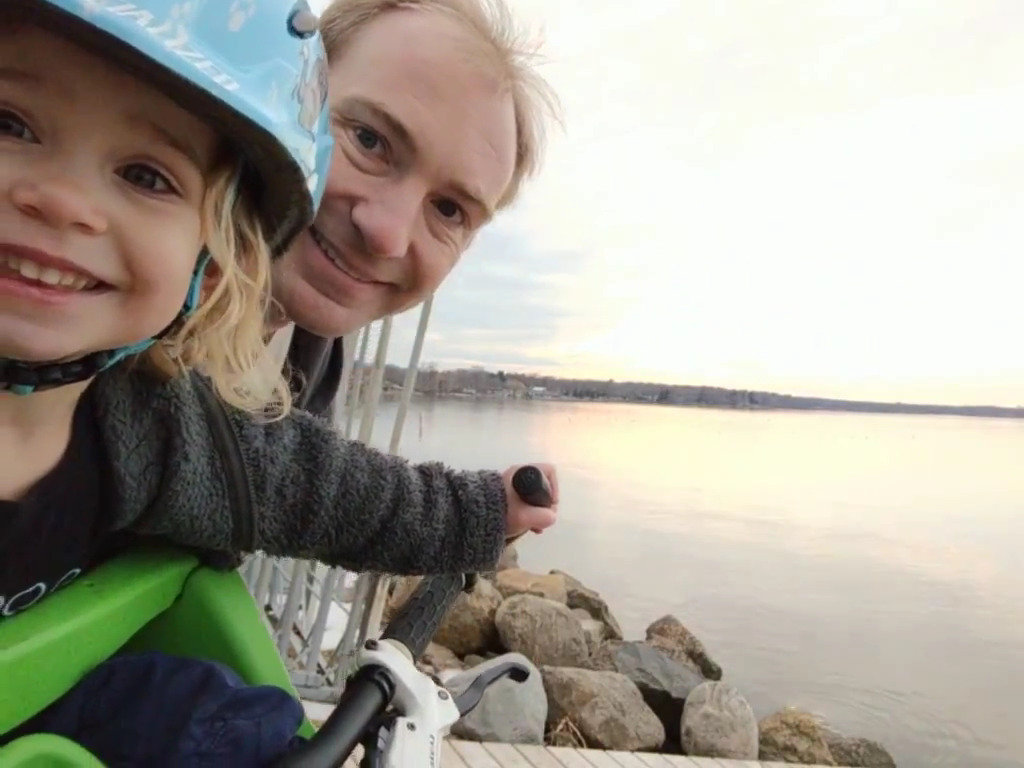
[511,465,553,508]
[380,572,465,659]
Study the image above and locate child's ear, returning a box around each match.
[201,260,223,300]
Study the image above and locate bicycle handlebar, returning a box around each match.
[275,464,553,767]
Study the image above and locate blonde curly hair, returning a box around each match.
[141,161,292,420]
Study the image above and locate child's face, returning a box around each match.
[0,23,220,365]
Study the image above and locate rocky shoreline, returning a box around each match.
[384,545,898,766]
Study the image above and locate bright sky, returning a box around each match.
[314,0,1024,406]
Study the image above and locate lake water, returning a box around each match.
[362,397,1024,768]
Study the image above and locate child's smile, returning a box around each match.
[0,244,106,301]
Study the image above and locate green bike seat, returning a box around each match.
[0,546,314,766]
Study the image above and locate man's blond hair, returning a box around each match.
[319,0,560,209]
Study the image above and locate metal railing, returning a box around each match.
[241,297,434,701]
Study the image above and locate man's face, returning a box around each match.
[273,9,517,337]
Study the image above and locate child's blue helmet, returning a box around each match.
[0,0,334,394]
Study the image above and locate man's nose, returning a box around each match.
[350,191,419,259]
[9,174,108,234]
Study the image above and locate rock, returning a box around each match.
[495,569,568,603]
[551,570,623,641]
[495,594,589,667]
[587,641,705,744]
[541,666,665,752]
[442,654,547,745]
[824,731,897,768]
[679,681,758,760]
[386,576,502,657]
[572,608,606,654]
[417,642,463,677]
[574,612,606,656]
[646,614,722,680]
[758,708,837,765]
[646,635,704,676]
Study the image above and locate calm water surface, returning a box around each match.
[364,398,1024,768]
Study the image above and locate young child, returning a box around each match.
[0,0,557,760]
[0,0,556,615]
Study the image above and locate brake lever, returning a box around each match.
[451,657,531,717]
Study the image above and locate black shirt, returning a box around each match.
[0,386,112,619]
[285,326,344,419]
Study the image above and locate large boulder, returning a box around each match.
[417,642,463,677]
[551,570,623,641]
[571,609,606,655]
[758,708,837,765]
[588,640,705,744]
[495,569,568,603]
[679,681,758,760]
[646,614,722,680]
[824,728,897,767]
[442,654,546,745]
[541,666,665,752]
[495,594,589,667]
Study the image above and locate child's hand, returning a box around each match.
[502,463,559,540]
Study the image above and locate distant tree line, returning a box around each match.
[371,363,1024,419]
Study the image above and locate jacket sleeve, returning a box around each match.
[232,402,510,575]
[103,370,509,576]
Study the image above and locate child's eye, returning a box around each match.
[119,163,176,194]
[0,109,38,143]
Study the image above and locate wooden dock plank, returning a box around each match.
[443,740,474,767]
[630,752,678,767]
[605,750,655,768]
[576,748,627,768]
[547,745,603,767]
[452,740,505,768]
[511,744,569,768]
[481,742,546,767]
[658,755,703,767]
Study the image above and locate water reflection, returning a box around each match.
[367,398,1024,768]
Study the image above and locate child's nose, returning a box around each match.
[9,175,108,234]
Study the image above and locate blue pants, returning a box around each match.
[5,652,307,767]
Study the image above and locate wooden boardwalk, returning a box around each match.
[305,701,840,767]
[340,739,840,767]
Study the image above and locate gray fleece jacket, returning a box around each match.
[90,366,508,575]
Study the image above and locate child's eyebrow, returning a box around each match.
[0,65,48,90]
[125,113,206,172]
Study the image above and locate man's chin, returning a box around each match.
[282,291,368,338]
[271,237,363,338]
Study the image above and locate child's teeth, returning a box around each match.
[0,253,97,291]
[19,260,40,280]
[39,268,63,286]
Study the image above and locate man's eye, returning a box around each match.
[354,126,382,152]
[434,198,465,224]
